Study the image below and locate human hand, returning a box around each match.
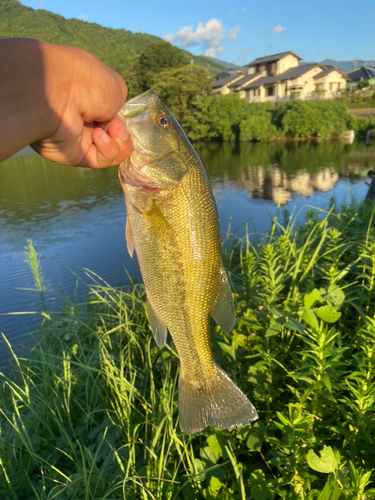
[0,39,133,167]
[31,43,133,168]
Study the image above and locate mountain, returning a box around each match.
[321,59,375,74]
[0,0,227,74]
[204,56,243,70]
[300,58,375,74]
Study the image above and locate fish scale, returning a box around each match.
[113,89,258,433]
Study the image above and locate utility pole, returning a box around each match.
[352,58,359,70]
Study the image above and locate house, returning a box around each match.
[211,68,245,95]
[345,67,375,90]
[212,51,348,103]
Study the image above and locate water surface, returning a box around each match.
[1,141,375,364]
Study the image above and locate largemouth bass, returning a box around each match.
[111,89,258,433]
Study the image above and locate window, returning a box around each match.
[315,83,324,91]
[267,86,274,96]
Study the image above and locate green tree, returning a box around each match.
[203,94,251,141]
[137,41,189,91]
[275,100,319,139]
[357,79,370,89]
[240,102,277,142]
[154,65,213,140]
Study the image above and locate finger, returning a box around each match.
[77,128,119,168]
[107,119,134,162]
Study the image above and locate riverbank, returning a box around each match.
[179,95,375,143]
[1,200,375,499]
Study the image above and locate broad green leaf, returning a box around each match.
[209,475,223,492]
[301,307,319,328]
[206,434,224,458]
[246,421,266,451]
[314,305,341,323]
[200,446,220,465]
[307,446,338,473]
[192,458,206,482]
[326,285,345,306]
[249,469,266,486]
[251,485,269,500]
[304,288,322,309]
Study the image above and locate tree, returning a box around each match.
[152,65,213,140]
[137,41,190,91]
[203,94,251,141]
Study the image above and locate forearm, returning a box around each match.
[0,39,57,161]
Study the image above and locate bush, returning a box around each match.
[203,93,251,141]
[355,116,375,139]
[274,100,349,140]
[239,114,278,141]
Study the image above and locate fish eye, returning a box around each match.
[158,116,170,128]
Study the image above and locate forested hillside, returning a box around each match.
[0,0,226,74]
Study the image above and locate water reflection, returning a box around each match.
[1,141,375,363]
[195,141,372,205]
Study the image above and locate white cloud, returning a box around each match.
[165,18,240,58]
[273,25,286,34]
[79,14,87,21]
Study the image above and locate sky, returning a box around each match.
[20,0,375,66]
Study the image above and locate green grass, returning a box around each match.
[1,200,375,499]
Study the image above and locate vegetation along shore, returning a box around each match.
[2,0,375,144]
[1,200,375,499]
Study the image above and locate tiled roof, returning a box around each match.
[314,65,349,80]
[227,74,262,88]
[245,51,302,67]
[214,69,245,80]
[346,67,375,81]
[211,74,244,89]
[243,64,323,89]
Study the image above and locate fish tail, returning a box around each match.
[178,364,258,434]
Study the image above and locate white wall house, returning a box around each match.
[212,51,348,103]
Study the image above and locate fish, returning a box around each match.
[110,89,258,433]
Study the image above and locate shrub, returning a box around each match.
[203,93,251,141]
[239,114,278,141]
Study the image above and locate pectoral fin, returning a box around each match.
[147,297,168,348]
[211,275,235,334]
[125,217,134,258]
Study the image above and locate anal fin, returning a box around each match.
[211,275,235,333]
[125,217,134,258]
[147,297,168,348]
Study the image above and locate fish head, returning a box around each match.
[117,89,193,197]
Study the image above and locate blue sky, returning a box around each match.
[20,0,375,66]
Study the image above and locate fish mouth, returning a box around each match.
[118,89,158,120]
[119,157,163,194]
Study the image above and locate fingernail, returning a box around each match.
[117,123,129,142]
[99,129,111,143]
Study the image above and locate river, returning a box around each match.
[1,140,375,364]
